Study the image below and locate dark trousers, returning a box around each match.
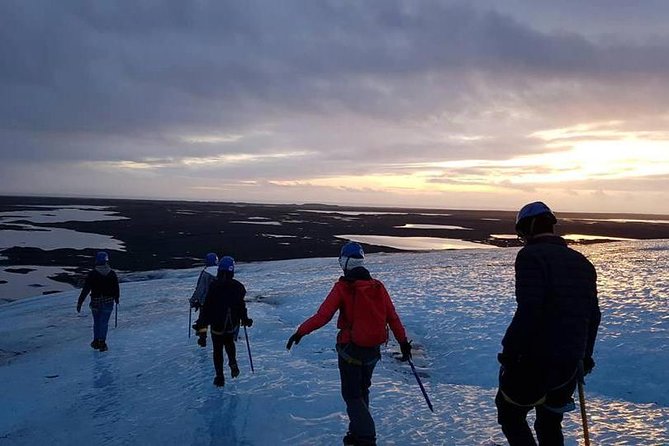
[211,333,236,378]
[496,375,578,446]
[337,344,381,445]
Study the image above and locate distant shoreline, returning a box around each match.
[3,194,669,217]
[2,196,669,299]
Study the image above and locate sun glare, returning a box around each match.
[403,125,669,188]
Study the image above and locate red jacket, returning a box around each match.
[297,277,407,346]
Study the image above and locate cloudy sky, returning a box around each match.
[2,1,669,213]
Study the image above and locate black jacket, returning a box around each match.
[77,266,120,308]
[502,236,600,366]
[200,274,248,334]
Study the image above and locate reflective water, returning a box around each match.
[335,234,494,250]
[394,224,472,230]
[563,233,636,241]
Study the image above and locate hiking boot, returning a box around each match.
[90,340,100,350]
[344,433,376,446]
[358,436,376,446]
[98,341,108,352]
[213,376,225,387]
[230,363,240,378]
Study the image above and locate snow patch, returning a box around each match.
[230,220,282,226]
[0,224,125,251]
[0,240,667,445]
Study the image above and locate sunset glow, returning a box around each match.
[408,129,669,188]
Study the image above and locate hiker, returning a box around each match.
[286,241,412,446]
[194,256,253,387]
[76,251,120,352]
[496,202,601,445]
[189,252,219,347]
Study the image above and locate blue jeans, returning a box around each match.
[91,302,114,341]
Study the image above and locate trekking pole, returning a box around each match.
[115,303,118,328]
[408,359,434,413]
[578,380,590,446]
[244,325,254,373]
[188,307,192,338]
[577,362,591,446]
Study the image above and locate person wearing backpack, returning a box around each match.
[286,241,412,446]
[189,252,219,347]
[195,256,253,387]
[76,251,120,352]
[496,202,600,445]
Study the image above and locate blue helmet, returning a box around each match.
[515,201,557,235]
[218,256,235,273]
[205,253,218,267]
[340,241,364,259]
[95,251,109,265]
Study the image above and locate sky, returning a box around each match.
[1,1,669,214]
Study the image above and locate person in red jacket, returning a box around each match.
[286,242,412,446]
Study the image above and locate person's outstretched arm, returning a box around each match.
[76,272,93,312]
[287,283,342,349]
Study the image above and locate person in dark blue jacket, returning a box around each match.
[496,202,601,446]
[76,251,120,352]
[195,256,253,387]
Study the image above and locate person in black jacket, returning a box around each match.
[195,256,252,387]
[76,251,120,352]
[496,202,601,446]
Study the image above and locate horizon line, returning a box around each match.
[2,193,669,218]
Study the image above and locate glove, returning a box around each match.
[190,301,200,311]
[399,340,412,361]
[241,317,253,327]
[76,302,82,313]
[197,334,207,347]
[583,357,595,375]
[286,332,303,350]
[114,297,119,305]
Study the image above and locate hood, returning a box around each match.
[342,266,372,281]
[95,264,112,276]
[204,265,218,276]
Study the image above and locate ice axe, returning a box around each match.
[408,358,434,413]
[244,325,254,373]
[188,307,192,338]
[578,362,591,446]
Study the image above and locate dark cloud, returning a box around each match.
[1,0,668,211]
[2,1,668,135]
